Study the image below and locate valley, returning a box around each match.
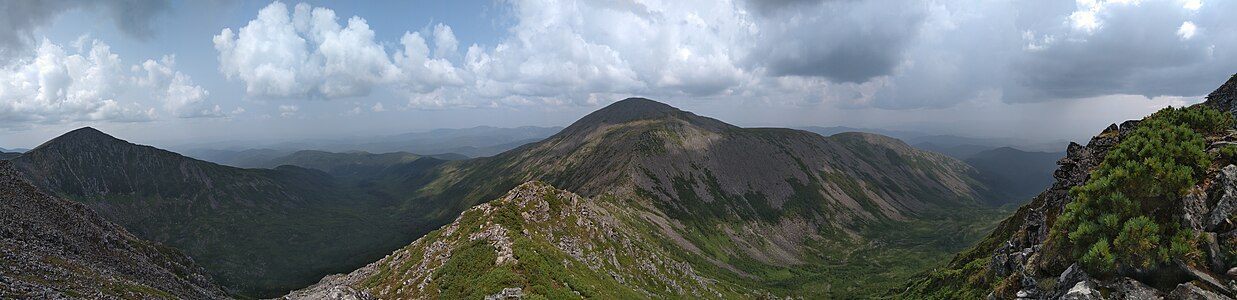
[3,1,1234,299]
[4,98,1023,299]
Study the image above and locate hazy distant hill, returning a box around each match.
[800,126,1069,156]
[260,150,452,182]
[913,142,1000,160]
[357,126,561,157]
[803,127,1064,205]
[965,147,1063,205]
[180,126,556,169]
[182,126,560,163]
[0,160,229,299]
[9,128,414,297]
[798,126,928,141]
[292,98,1011,298]
[179,148,293,168]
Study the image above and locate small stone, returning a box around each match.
[1016,290,1029,298]
[1228,267,1237,278]
[1061,280,1103,300]
[484,287,524,300]
[1109,277,1164,300]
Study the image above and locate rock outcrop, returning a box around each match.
[977,119,1133,299]
[906,74,1237,299]
[1205,74,1237,120]
[0,160,229,299]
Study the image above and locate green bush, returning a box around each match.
[1218,145,1237,163]
[1050,106,1233,276]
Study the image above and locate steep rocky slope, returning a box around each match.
[9,128,412,297]
[0,160,229,299]
[903,75,1237,299]
[288,182,761,299]
[319,98,1010,297]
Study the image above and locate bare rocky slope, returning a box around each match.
[0,160,229,299]
[294,98,1012,298]
[902,75,1237,299]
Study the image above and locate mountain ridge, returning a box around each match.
[0,160,229,299]
[299,96,1010,298]
[9,128,415,297]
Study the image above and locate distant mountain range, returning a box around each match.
[259,150,459,182]
[965,147,1063,205]
[0,147,29,153]
[178,126,562,164]
[800,126,1069,155]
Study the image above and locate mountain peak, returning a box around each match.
[29,126,125,152]
[59,126,117,140]
[559,97,732,136]
[64,126,108,137]
[584,97,684,123]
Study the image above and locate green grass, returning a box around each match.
[659,206,1009,299]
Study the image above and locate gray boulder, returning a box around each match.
[1167,281,1233,300]
[1109,278,1163,300]
[1208,165,1237,232]
[1057,263,1094,299]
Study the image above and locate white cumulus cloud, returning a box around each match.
[0,37,217,129]
[1177,21,1197,39]
[212,0,1237,112]
[214,1,398,99]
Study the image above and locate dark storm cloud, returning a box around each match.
[0,0,169,58]
[850,0,1237,109]
[105,0,171,39]
[747,0,837,15]
[1003,0,1230,102]
[748,0,926,84]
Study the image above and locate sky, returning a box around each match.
[0,0,1234,149]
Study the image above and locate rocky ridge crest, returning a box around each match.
[285,181,755,299]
